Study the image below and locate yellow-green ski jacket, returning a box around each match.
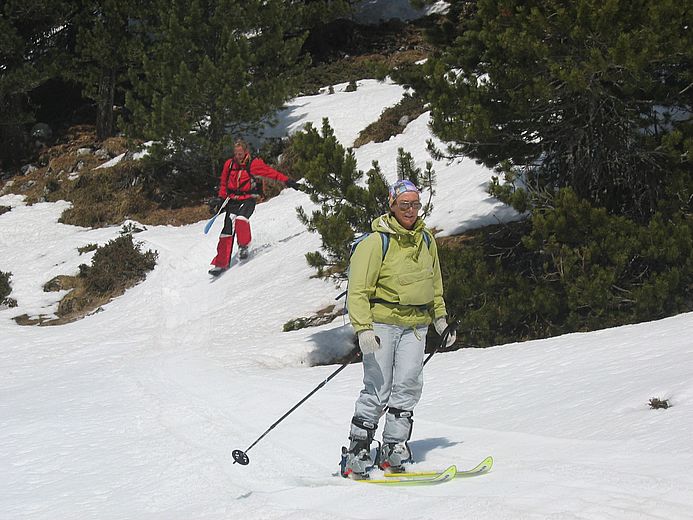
[347,214,447,333]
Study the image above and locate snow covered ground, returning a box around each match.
[2,79,692,519]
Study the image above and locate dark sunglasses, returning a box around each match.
[397,201,422,211]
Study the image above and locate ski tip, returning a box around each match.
[462,456,493,476]
[442,464,457,478]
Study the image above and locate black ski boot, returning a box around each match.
[340,438,373,479]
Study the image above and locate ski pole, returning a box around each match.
[232,348,362,465]
[203,197,230,234]
[423,318,459,367]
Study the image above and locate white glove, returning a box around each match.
[357,329,381,355]
[434,317,456,347]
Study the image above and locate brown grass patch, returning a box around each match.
[142,205,212,226]
[436,233,476,249]
[101,136,128,156]
[43,275,78,292]
[1,129,220,229]
[3,163,51,203]
[13,287,112,326]
[353,94,426,147]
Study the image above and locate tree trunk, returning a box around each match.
[95,67,116,141]
[0,94,30,167]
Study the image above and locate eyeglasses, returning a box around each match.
[397,201,422,211]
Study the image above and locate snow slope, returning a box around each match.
[2,79,692,520]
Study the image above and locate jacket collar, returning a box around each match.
[374,213,424,235]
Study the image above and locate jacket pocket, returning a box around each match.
[397,269,434,305]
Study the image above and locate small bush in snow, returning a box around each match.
[283,307,340,332]
[0,270,13,301]
[78,234,157,296]
[649,398,670,410]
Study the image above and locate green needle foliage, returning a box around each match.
[0,0,74,164]
[125,0,308,179]
[291,119,389,276]
[441,189,693,347]
[290,119,436,277]
[425,0,692,220]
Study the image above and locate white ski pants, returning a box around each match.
[350,323,428,443]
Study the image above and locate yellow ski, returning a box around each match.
[356,464,457,486]
[384,456,493,479]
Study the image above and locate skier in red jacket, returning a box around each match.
[209,139,300,275]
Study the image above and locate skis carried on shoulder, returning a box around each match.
[383,455,493,480]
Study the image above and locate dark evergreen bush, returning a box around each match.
[79,234,157,295]
[0,270,12,301]
[649,398,670,410]
[425,0,691,221]
[441,189,693,347]
[136,144,217,208]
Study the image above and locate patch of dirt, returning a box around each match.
[0,124,211,227]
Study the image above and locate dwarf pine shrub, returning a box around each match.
[289,119,436,277]
[79,234,157,295]
[0,270,12,301]
[649,397,670,410]
[440,189,693,347]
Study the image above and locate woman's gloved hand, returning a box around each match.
[434,317,457,347]
[357,329,381,354]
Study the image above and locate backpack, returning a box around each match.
[336,230,432,302]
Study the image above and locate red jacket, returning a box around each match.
[218,156,289,200]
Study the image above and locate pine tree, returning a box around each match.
[425,0,692,220]
[291,119,436,277]
[291,119,388,276]
[69,0,140,140]
[125,0,307,178]
[0,0,73,165]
